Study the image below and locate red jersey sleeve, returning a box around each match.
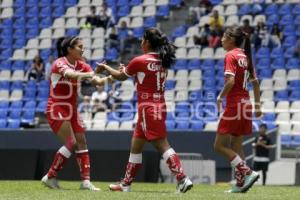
[224,53,236,77]
[56,60,75,77]
[79,61,93,72]
[123,57,143,77]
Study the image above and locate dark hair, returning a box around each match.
[56,36,80,58]
[224,26,255,78]
[143,28,176,69]
[259,123,268,129]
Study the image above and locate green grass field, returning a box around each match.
[0,181,299,200]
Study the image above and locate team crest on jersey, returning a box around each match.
[147,62,161,71]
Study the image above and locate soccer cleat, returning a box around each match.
[225,185,242,193]
[80,181,100,191]
[240,171,260,193]
[41,174,61,189]
[176,177,193,193]
[109,182,131,192]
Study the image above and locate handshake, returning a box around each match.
[94,62,125,74]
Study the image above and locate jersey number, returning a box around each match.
[243,70,250,90]
[155,72,166,92]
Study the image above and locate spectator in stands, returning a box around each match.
[118,21,135,56]
[208,29,221,48]
[95,28,193,193]
[45,55,54,80]
[253,20,269,49]
[78,96,92,113]
[294,38,300,57]
[91,86,108,113]
[269,24,282,48]
[241,19,254,38]
[27,55,44,81]
[106,27,119,50]
[252,124,274,186]
[107,82,122,111]
[209,10,224,36]
[214,26,262,193]
[189,0,212,23]
[42,36,115,191]
[97,2,114,29]
[193,24,210,47]
[83,6,100,29]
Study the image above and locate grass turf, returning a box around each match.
[0,181,299,200]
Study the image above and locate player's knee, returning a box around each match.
[213,142,222,153]
[65,136,76,151]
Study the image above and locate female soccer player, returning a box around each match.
[96,28,193,193]
[41,36,114,190]
[214,26,262,193]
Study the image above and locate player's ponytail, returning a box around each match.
[143,28,176,69]
[224,26,255,78]
[56,36,80,58]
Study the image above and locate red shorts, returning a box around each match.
[46,106,85,134]
[217,100,252,136]
[133,103,167,141]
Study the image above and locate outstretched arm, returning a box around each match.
[95,63,128,81]
[64,71,94,80]
[91,75,115,86]
[252,79,262,118]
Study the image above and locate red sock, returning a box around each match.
[231,155,252,176]
[163,148,185,182]
[48,146,71,178]
[235,168,245,187]
[122,162,142,185]
[75,150,90,180]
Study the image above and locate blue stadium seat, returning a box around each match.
[281,135,292,146]
[278,4,292,15]
[0,29,12,39]
[173,59,187,70]
[175,101,190,112]
[171,26,186,39]
[167,112,176,121]
[65,0,78,6]
[13,38,26,49]
[66,28,79,36]
[23,89,36,101]
[38,80,50,89]
[26,7,39,17]
[292,135,300,146]
[40,17,52,29]
[132,27,144,39]
[202,90,216,102]
[202,69,215,79]
[26,28,39,39]
[190,121,204,131]
[130,0,142,6]
[0,60,12,70]
[176,112,190,121]
[0,40,12,49]
[210,0,221,5]
[157,5,170,18]
[256,58,270,69]
[270,47,283,59]
[26,0,38,7]
[0,81,10,90]
[26,17,39,29]
[26,80,37,89]
[39,6,52,18]
[10,101,23,111]
[216,79,224,90]
[201,59,215,69]
[0,19,13,29]
[14,7,26,17]
[39,0,51,6]
[296,26,300,37]
[266,14,279,26]
[262,113,276,122]
[265,4,278,15]
[271,58,285,69]
[289,80,300,90]
[284,47,295,58]
[40,49,52,61]
[0,109,8,119]
[283,36,296,48]
[176,121,190,130]
[11,81,23,90]
[117,0,129,6]
[14,0,26,7]
[166,120,176,130]
[169,0,182,7]
[189,90,202,102]
[144,16,156,28]
[7,119,21,129]
[13,28,26,39]
[165,80,176,90]
[0,101,9,110]
[187,59,201,70]
[52,0,65,6]
[293,5,300,15]
[280,14,293,26]
[203,79,216,90]
[286,58,299,69]
[23,101,36,111]
[117,6,130,18]
[0,119,7,129]
[11,61,25,70]
[258,68,272,79]
[215,59,224,70]
[290,91,300,101]
[21,110,36,124]
[0,49,12,60]
[36,101,47,113]
[256,47,270,59]
[36,90,49,101]
[8,109,22,120]
[107,112,120,121]
[274,90,289,101]
[238,4,251,16]
[105,48,119,61]
[52,6,65,17]
[265,122,277,130]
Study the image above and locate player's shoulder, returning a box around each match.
[130,54,147,64]
[77,59,90,67]
[53,57,66,67]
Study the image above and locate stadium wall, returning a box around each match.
[0,130,274,182]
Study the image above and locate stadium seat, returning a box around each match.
[290,91,300,101]
[256,47,270,59]
[166,120,176,130]
[238,4,251,16]
[292,135,300,146]
[156,5,170,18]
[190,121,204,131]
[21,110,36,124]
[267,14,279,26]
[7,119,21,129]
[176,121,190,130]
[286,58,299,69]
[144,16,156,28]
[281,135,292,146]
[265,4,278,15]
[278,4,292,15]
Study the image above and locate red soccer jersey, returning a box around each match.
[123,53,167,103]
[224,48,256,105]
[46,57,93,114]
